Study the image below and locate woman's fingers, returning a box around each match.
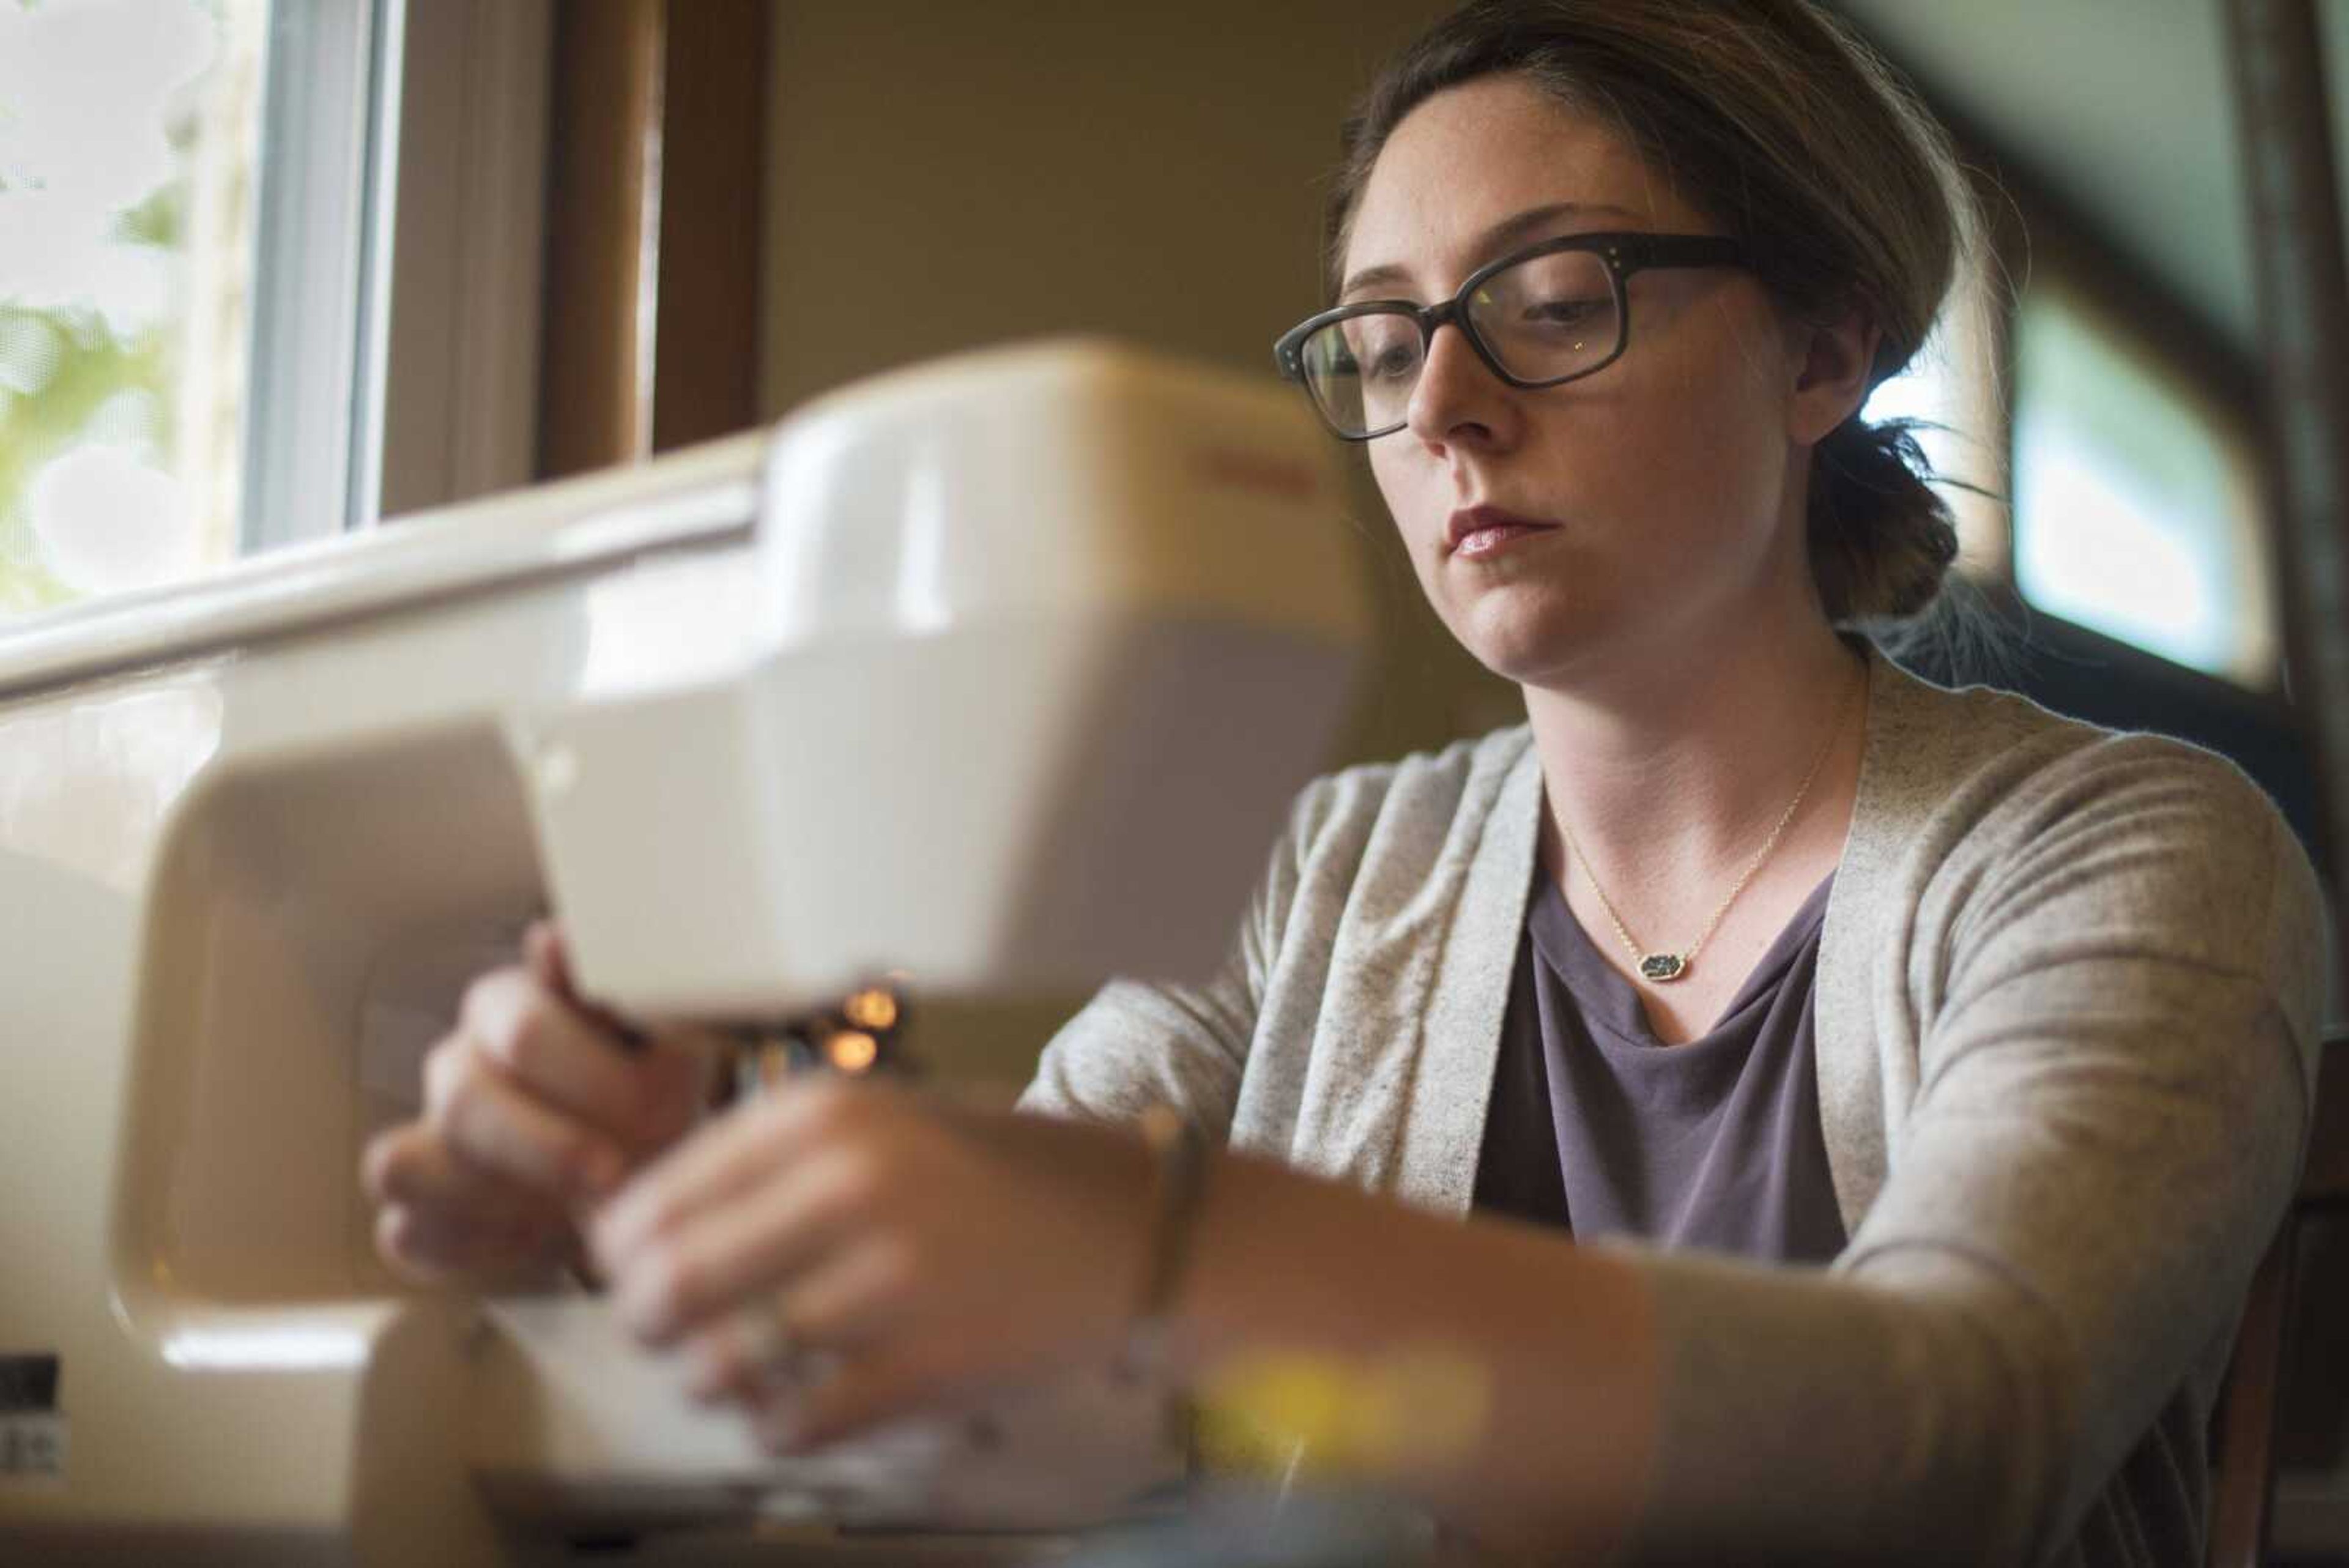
[374,1198,565,1284]
[678,1307,779,1406]
[426,1040,629,1203]
[363,1120,562,1229]
[361,921,730,1287]
[603,1145,878,1347]
[593,1079,869,1264]
[762,1335,1002,1455]
[525,920,669,1060]
[765,1233,921,1351]
[670,1228,926,1411]
[581,1082,1154,1458]
[455,967,674,1150]
[522,920,571,996]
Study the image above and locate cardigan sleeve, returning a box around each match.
[1015,969,1253,1132]
[1617,735,2331,1564]
[1016,775,1329,1134]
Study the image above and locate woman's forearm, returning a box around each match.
[1161,1149,1662,1558]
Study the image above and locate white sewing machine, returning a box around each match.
[0,341,1368,1564]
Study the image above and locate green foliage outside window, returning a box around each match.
[0,308,171,614]
[0,0,227,621]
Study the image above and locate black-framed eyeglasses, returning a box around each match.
[1272,231,1751,441]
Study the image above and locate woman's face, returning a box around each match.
[1344,75,1842,687]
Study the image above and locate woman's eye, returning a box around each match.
[1344,326,1419,382]
[1367,342,1420,381]
[1525,296,1608,328]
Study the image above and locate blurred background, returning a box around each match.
[0,0,2343,1556]
[0,1,2332,839]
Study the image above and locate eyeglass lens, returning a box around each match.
[1299,247,1622,436]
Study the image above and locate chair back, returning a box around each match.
[2207,1027,2349,1568]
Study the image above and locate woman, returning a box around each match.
[364,1,2331,1559]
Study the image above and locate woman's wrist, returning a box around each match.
[1139,1153,1656,1551]
[1121,1104,1212,1378]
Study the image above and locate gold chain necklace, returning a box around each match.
[1557,668,1862,986]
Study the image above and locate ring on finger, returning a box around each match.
[730,1293,810,1388]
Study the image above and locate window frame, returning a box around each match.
[369,0,553,521]
[242,0,552,549]
[237,0,384,552]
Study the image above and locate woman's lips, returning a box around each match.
[1446,506,1559,559]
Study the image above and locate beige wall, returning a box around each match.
[758,1,1520,1082]
[762,3,1429,406]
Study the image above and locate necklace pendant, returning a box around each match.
[1639,953,1689,983]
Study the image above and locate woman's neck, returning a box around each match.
[1522,615,1870,902]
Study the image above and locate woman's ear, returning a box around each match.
[1787,305,1883,446]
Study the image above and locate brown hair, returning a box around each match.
[1329,0,1973,627]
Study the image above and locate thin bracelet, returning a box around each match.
[1120,1103,1209,1381]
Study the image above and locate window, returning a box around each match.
[0,0,549,625]
[2009,278,2276,687]
[1860,200,2280,696]
[0,0,271,614]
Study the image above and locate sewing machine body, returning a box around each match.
[0,343,1366,1562]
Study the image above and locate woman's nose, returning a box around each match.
[1403,319,1510,448]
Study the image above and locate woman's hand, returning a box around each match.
[362,921,723,1284]
[588,1079,1663,1556]
[587,1078,1156,1452]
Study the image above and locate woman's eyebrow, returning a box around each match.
[1340,199,1641,299]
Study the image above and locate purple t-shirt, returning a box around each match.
[1471,867,1847,1265]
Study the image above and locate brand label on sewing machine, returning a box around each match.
[0,1416,64,1482]
[0,1354,64,1483]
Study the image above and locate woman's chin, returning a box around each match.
[1445,592,1613,687]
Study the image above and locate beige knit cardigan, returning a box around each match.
[1023,645,2332,1565]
